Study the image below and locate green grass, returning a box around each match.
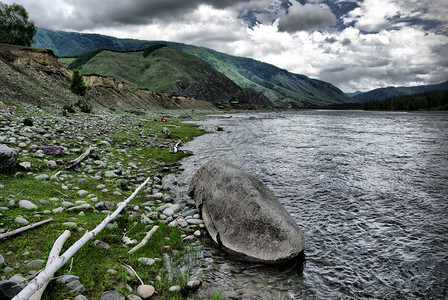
[0,110,209,299]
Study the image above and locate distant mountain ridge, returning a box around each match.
[33,28,352,108]
[352,81,448,102]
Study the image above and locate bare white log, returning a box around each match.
[0,218,53,240]
[12,177,151,300]
[65,146,94,169]
[29,230,71,300]
[128,225,159,254]
[170,140,181,154]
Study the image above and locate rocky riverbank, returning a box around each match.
[0,101,213,299]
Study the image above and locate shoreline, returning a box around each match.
[0,103,218,299]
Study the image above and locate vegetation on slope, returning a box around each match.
[65,46,242,103]
[323,90,448,111]
[34,28,352,108]
[352,81,448,102]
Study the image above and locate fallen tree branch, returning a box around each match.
[128,225,159,254]
[170,140,181,154]
[29,230,71,300]
[0,218,53,240]
[12,177,151,300]
[65,146,94,169]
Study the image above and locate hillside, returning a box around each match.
[352,81,448,102]
[0,44,215,110]
[65,46,242,103]
[33,28,352,108]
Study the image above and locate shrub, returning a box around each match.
[70,69,87,97]
[22,117,33,126]
[62,104,76,113]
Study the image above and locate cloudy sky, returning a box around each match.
[4,0,448,92]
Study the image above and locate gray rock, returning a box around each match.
[18,161,31,170]
[35,174,49,180]
[0,144,18,172]
[101,291,125,300]
[94,240,110,250]
[37,144,63,156]
[74,295,88,300]
[65,280,85,294]
[14,216,29,225]
[104,171,118,178]
[27,259,45,268]
[126,295,142,300]
[162,208,174,217]
[46,160,57,169]
[188,160,305,264]
[0,280,25,299]
[3,266,14,273]
[77,190,88,197]
[18,200,38,210]
[0,254,3,265]
[169,285,180,292]
[56,274,80,284]
[186,280,202,291]
[62,222,77,227]
[137,257,155,266]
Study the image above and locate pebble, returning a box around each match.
[74,295,88,300]
[62,222,77,227]
[137,257,155,266]
[94,240,110,250]
[194,230,201,238]
[18,162,31,170]
[127,295,142,300]
[137,285,155,298]
[186,219,203,225]
[26,259,45,268]
[104,171,118,177]
[18,200,38,210]
[162,208,174,217]
[169,285,181,292]
[14,217,29,225]
[186,280,202,291]
[46,160,57,169]
[77,190,88,197]
[65,280,85,294]
[0,254,4,265]
[56,275,80,284]
[100,291,125,300]
[52,207,64,213]
[35,174,49,180]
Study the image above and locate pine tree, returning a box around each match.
[70,69,87,97]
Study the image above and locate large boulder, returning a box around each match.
[0,144,18,172]
[188,160,305,264]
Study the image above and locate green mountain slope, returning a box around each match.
[352,81,448,102]
[65,46,241,103]
[33,28,352,108]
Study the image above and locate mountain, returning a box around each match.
[64,45,242,103]
[33,28,352,108]
[352,81,448,102]
[0,44,215,110]
[346,91,362,97]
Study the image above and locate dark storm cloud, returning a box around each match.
[35,0,254,30]
[277,2,336,33]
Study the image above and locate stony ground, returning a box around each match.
[0,102,215,299]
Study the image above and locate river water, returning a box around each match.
[166,110,448,299]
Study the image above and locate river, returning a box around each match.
[166,110,448,299]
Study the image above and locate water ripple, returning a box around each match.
[168,111,448,299]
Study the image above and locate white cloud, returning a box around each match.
[277,2,336,32]
[343,0,400,32]
[2,0,447,93]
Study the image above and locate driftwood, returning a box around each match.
[29,230,71,300]
[12,177,151,300]
[0,218,53,240]
[65,146,94,169]
[170,140,181,154]
[53,146,95,178]
[128,225,159,254]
